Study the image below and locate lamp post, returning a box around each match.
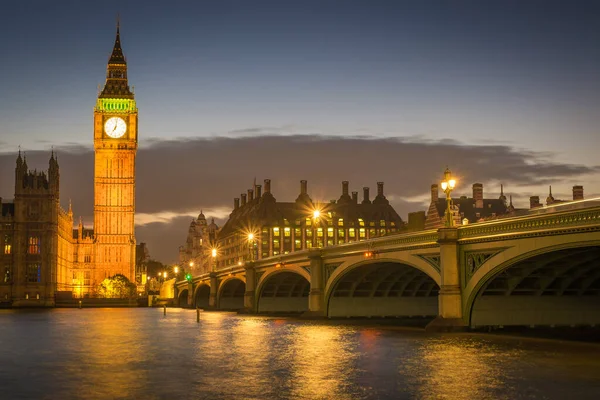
[312,207,321,248]
[247,233,255,262]
[440,167,457,227]
[211,248,217,272]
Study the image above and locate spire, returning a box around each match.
[99,22,133,99]
[509,195,513,207]
[68,199,73,215]
[500,184,504,196]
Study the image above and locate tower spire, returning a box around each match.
[99,21,133,99]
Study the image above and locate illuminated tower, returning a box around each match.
[93,25,137,282]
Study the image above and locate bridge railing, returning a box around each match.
[457,205,600,241]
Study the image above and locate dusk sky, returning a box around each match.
[1,0,599,262]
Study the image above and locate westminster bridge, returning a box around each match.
[175,202,600,329]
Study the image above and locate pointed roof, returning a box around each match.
[108,26,126,65]
[99,24,134,99]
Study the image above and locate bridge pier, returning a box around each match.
[186,282,193,308]
[208,272,218,309]
[426,227,467,332]
[303,250,326,318]
[243,263,256,313]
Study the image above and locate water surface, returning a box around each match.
[0,308,599,399]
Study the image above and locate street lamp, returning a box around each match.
[174,266,179,274]
[211,248,217,271]
[247,233,255,261]
[440,167,457,227]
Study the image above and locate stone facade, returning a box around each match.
[0,27,138,306]
[209,179,405,269]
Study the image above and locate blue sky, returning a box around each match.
[0,0,599,261]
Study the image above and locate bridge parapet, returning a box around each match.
[457,206,600,243]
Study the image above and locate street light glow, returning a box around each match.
[211,248,217,258]
[313,209,320,219]
[174,266,179,274]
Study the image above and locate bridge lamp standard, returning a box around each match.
[247,233,256,262]
[211,248,218,272]
[440,167,457,227]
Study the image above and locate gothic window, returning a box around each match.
[26,263,41,283]
[4,234,12,254]
[28,236,40,254]
[84,271,91,286]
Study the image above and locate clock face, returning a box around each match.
[104,117,127,138]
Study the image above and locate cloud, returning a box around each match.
[1,135,598,262]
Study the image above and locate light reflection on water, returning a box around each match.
[0,309,599,400]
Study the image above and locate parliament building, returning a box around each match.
[0,26,138,306]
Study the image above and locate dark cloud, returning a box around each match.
[1,135,598,262]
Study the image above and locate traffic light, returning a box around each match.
[185,273,192,282]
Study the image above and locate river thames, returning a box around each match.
[0,308,599,400]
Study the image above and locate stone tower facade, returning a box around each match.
[92,25,138,283]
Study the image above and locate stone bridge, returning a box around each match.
[175,204,600,329]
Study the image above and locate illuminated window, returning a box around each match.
[358,218,365,227]
[369,228,376,237]
[390,221,396,227]
[359,228,366,239]
[338,229,345,238]
[283,219,289,226]
[305,229,312,238]
[273,239,280,249]
[294,228,301,237]
[26,263,41,283]
[349,228,355,238]
[272,227,280,236]
[84,271,91,286]
[380,220,386,227]
[327,228,334,238]
[305,218,312,226]
[84,251,91,263]
[306,241,313,249]
[327,239,334,246]
[28,236,40,254]
[369,221,375,227]
[317,228,323,237]
[284,228,291,237]
[338,218,344,227]
[380,229,386,235]
[294,239,302,250]
[4,234,12,254]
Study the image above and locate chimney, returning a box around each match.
[530,196,540,209]
[342,181,349,196]
[234,198,240,210]
[431,184,438,202]
[248,189,254,202]
[352,191,358,203]
[264,179,271,194]
[573,185,584,201]
[362,187,371,204]
[300,180,308,195]
[377,182,384,197]
[256,184,262,199]
[473,183,483,208]
[241,193,247,206]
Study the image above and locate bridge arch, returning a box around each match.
[218,276,246,310]
[466,241,600,327]
[177,289,189,308]
[256,269,310,313]
[193,284,210,309]
[325,258,440,318]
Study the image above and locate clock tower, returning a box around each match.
[93,25,137,282]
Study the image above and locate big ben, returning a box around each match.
[93,25,137,283]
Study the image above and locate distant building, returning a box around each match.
[178,212,219,275]
[425,183,513,229]
[209,179,404,269]
[136,242,150,285]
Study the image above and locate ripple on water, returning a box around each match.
[0,309,599,400]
